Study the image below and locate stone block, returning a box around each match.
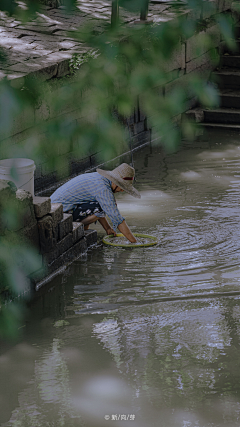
[131,130,151,148]
[186,25,220,63]
[43,232,73,265]
[34,99,51,124]
[7,189,36,231]
[46,237,87,274]
[58,213,73,240]
[72,222,84,243]
[84,229,97,247]
[18,222,40,250]
[49,203,63,224]
[127,112,136,125]
[0,180,17,235]
[58,232,73,256]
[202,0,218,19]
[53,223,59,241]
[186,51,216,73]
[38,214,56,253]
[139,109,146,121]
[0,179,17,203]
[133,121,145,135]
[223,0,233,10]
[218,0,224,11]
[163,42,186,72]
[33,63,58,82]
[57,58,70,77]
[33,196,51,218]
[0,103,35,140]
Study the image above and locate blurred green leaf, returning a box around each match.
[217,14,236,51]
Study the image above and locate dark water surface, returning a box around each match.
[1,129,240,426]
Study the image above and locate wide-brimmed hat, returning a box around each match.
[96,163,141,199]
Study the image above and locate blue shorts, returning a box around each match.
[68,201,104,222]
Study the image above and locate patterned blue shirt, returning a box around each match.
[50,172,125,230]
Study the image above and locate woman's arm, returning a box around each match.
[98,217,116,236]
[118,220,137,243]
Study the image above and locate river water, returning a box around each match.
[1,128,240,427]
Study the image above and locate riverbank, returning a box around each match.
[0,179,99,294]
[2,128,240,426]
[0,0,237,194]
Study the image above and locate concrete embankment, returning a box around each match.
[0,179,97,291]
[0,0,238,289]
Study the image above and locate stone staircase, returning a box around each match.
[0,181,98,295]
[32,196,97,287]
[186,23,240,130]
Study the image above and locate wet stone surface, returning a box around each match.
[0,1,180,82]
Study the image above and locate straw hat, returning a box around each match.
[96,163,141,199]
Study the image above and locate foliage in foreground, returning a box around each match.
[0,0,237,338]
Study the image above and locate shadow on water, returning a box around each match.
[2,129,240,426]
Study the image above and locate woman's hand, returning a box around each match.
[118,220,137,243]
[107,228,116,237]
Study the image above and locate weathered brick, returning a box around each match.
[18,222,40,251]
[16,189,36,228]
[163,42,186,72]
[38,214,56,253]
[72,222,84,243]
[186,51,217,74]
[133,121,145,135]
[58,213,73,240]
[84,229,97,247]
[58,232,73,255]
[0,179,17,235]
[223,0,233,11]
[46,237,87,274]
[49,203,63,224]
[43,232,73,264]
[202,0,218,19]
[53,223,59,241]
[33,196,51,218]
[57,58,70,77]
[186,25,221,63]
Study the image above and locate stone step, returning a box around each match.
[58,213,73,240]
[222,40,240,55]
[212,69,240,89]
[235,24,240,39]
[84,229,98,247]
[200,123,240,129]
[220,90,240,108]
[203,107,240,124]
[185,107,240,125]
[33,196,51,218]
[220,55,240,68]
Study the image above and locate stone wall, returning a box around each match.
[0,0,237,195]
[0,180,97,293]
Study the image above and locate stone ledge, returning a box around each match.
[49,202,63,224]
[58,213,73,240]
[46,236,88,274]
[33,196,51,218]
[73,222,84,243]
[84,229,98,247]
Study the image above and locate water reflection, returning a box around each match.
[2,129,240,426]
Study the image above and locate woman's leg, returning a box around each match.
[80,214,98,230]
[67,202,105,230]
